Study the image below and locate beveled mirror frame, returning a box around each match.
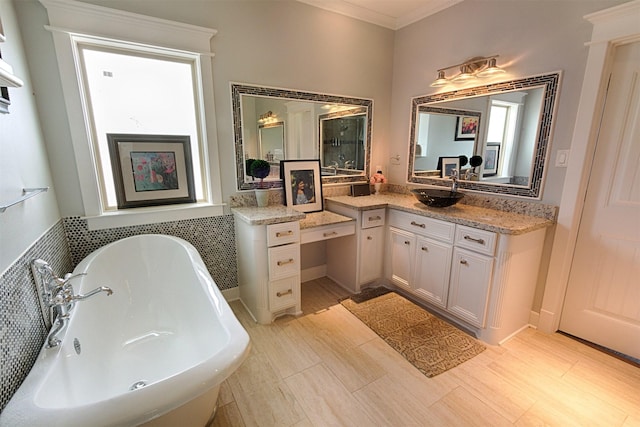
[407,72,561,199]
[232,83,373,190]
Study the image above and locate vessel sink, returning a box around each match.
[411,188,464,208]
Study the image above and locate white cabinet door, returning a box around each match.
[359,226,384,285]
[388,227,415,291]
[413,236,452,310]
[448,247,493,328]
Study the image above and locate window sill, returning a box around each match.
[83,203,225,231]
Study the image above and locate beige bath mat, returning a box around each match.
[341,291,485,377]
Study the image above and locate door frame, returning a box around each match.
[539,0,640,334]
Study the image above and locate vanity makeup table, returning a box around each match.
[232,207,355,324]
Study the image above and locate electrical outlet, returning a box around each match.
[555,150,570,167]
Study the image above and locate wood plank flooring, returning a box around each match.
[213,278,640,427]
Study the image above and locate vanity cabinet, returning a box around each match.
[235,219,302,324]
[387,208,547,343]
[388,210,456,311]
[388,210,494,328]
[326,201,386,292]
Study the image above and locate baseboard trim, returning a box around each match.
[301,265,326,282]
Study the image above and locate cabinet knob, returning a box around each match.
[404,241,411,245]
[276,289,293,297]
[460,259,468,265]
[410,221,426,228]
[367,236,373,240]
[421,247,428,252]
[277,258,295,266]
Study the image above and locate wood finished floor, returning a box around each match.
[213,278,640,427]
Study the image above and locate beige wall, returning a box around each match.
[14,0,395,216]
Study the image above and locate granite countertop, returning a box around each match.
[299,210,354,230]
[325,193,554,235]
[232,206,305,225]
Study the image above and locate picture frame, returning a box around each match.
[281,159,323,213]
[455,115,479,141]
[441,157,460,179]
[107,134,196,209]
[483,144,500,176]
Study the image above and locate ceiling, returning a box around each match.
[296,0,463,30]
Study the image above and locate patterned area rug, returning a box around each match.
[341,291,486,377]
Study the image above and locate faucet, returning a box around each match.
[31,260,113,348]
[449,168,459,192]
[46,284,113,347]
[344,160,354,169]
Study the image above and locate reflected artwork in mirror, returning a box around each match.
[231,83,372,190]
[408,72,561,198]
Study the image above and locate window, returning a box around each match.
[76,40,206,210]
[486,101,520,177]
[43,0,222,228]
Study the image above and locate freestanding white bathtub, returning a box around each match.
[1,234,250,427]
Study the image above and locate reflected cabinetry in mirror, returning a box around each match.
[231,83,372,190]
[408,72,561,198]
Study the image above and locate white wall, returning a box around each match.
[14,0,395,216]
[0,0,60,273]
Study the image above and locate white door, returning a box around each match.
[560,41,640,359]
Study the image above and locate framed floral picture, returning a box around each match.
[455,114,480,141]
[281,159,323,213]
[107,134,195,209]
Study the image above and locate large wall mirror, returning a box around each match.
[232,83,372,190]
[408,72,561,198]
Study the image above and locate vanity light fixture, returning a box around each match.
[431,55,505,87]
[258,110,278,125]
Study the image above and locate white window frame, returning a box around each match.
[41,0,224,229]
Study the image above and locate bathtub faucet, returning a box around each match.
[31,259,113,348]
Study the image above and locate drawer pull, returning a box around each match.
[410,221,426,228]
[277,258,295,266]
[276,230,294,237]
[460,259,468,265]
[404,241,411,245]
[463,235,485,245]
[276,289,293,297]
[323,231,338,237]
[421,246,428,252]
[368,215,382,221]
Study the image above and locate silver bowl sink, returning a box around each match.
[411,188,464,208]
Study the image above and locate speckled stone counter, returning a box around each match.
[231,206,305,226]
[299,210,354,230]
[326,193,554,235]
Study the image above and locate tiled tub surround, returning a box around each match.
[0,214,238,412]
[0,221,72,412]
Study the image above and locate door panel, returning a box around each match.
[560,41,640,359]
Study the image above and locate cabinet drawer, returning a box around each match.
[267,222,300,247]
[388,209,455,243]
[300,222,355,244]
[454,225,497,256]
[269,276,298,312]
[361,208,386,229]
[268,244,300,281]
